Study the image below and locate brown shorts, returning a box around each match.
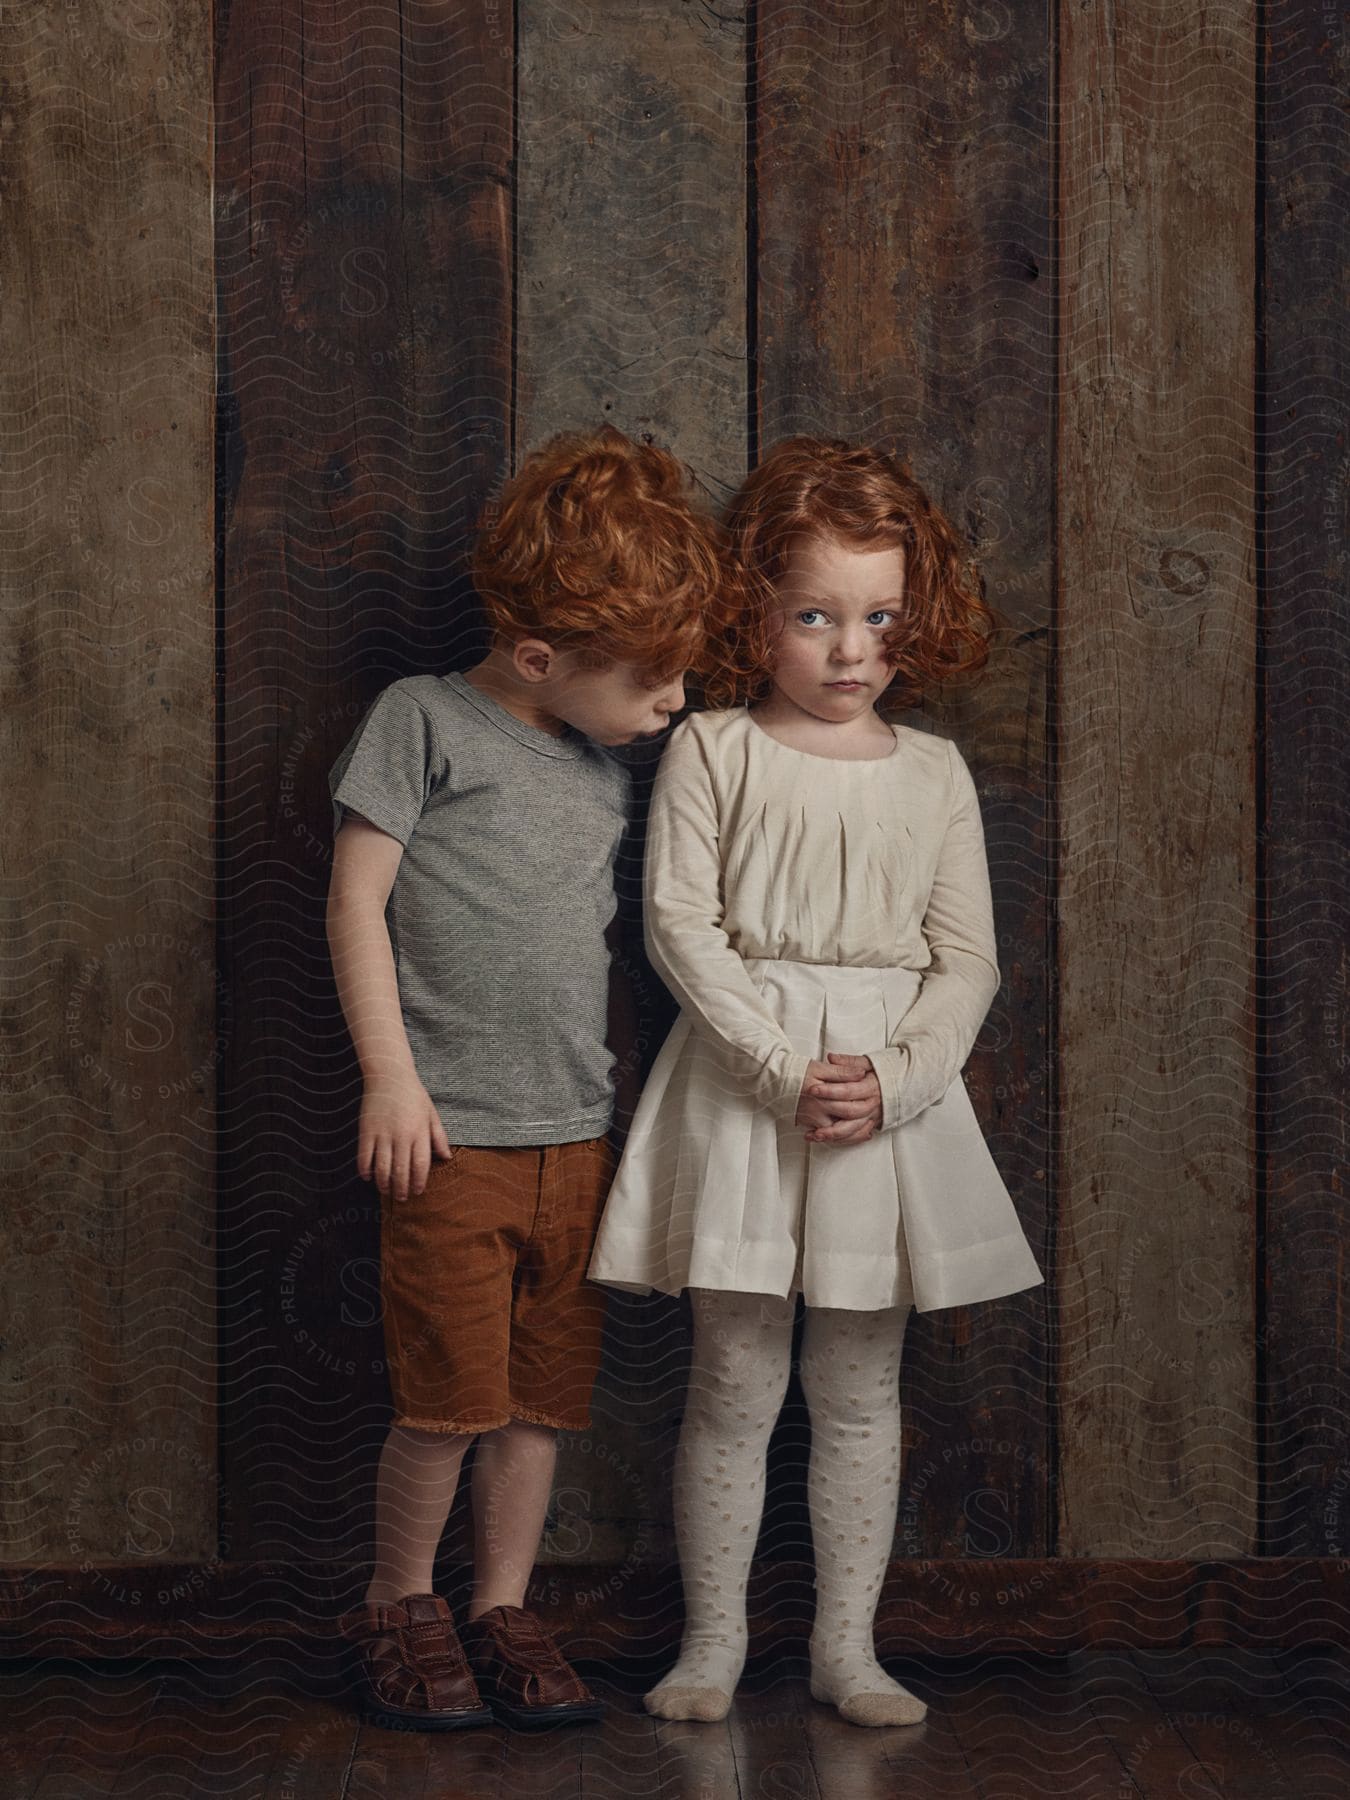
[380,1133,617,1434]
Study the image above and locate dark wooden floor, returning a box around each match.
[1,1647,1346,1797]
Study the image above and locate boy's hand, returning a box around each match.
[795,1052,884,1146]
[357,1074,454,1202]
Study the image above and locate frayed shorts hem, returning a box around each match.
[392,1404,591,1436]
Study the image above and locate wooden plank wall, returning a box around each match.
[0,8,216,1560]
[213,0,512,1560]
[9,0,1340,1593]
[1259,0,1350,1558]
[756,0,1055,1560]
[1056,0,1258,1555]
[515,1,748,1562]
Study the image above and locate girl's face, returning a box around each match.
[765,534,905,721]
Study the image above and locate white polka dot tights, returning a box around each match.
[644,1288,926,1727]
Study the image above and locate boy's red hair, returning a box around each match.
[472,426,723,684]
[704,435,997,711]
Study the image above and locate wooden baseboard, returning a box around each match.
[1,1560,1346,1658]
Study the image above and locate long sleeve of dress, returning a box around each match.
[643,720,815,1123]
[867,738,1002,1132]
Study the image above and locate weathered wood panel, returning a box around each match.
[755,0,1056,1558]
[0,0,1336,1635]
[214,0,512,1559]
[1056,0,1258,1553]
[0,5,216,1559]
[3,1558,1347,1655]
[515,0,748,1564]
[1259,1,1350,1558]
[516,1,748,507]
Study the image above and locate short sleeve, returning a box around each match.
[328,684,447,846]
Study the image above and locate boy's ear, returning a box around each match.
[511,636,559,684]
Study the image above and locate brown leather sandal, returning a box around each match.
[459,1604,604,1730]
[338,1592,494,1731]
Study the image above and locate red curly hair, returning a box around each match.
[703,435,997,711]
[472,425,724,686]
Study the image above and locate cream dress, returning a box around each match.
[586,707,1045,1313]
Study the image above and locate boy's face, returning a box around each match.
[547,654,688,746]
[765,534,905,722]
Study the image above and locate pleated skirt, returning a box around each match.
[586,957,1045,1314]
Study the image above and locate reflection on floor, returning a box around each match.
[0,1646,1346,1798]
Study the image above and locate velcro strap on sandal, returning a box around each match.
[494,1617,569,1675]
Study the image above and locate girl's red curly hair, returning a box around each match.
[703,435,997,712]
[472,425,723,685]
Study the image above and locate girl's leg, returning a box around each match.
[799,1303,926,1727]
[644,1287,796,1722]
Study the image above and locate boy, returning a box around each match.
[326,426,719,1730]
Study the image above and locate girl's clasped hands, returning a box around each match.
[797,1052,883,1144]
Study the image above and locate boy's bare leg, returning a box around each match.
[365,1422,475,1604]
[466,1419,557,1618]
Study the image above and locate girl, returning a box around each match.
[587,435,1044,1728]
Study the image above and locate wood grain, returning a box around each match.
[1258,0,1350,1561]
[213,0,512,1558]
[755,0,1056,1559]
[0,2,216,1559]
[1056,0,1258,1553]
[2,1557,1346,1653]
[516,0,749,506]
[515,0,748,1559]
[4,0,1333,1627]
[4,1650,1346,1799]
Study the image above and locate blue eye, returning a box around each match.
[797,609,826,626]
[867,611,894,626]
